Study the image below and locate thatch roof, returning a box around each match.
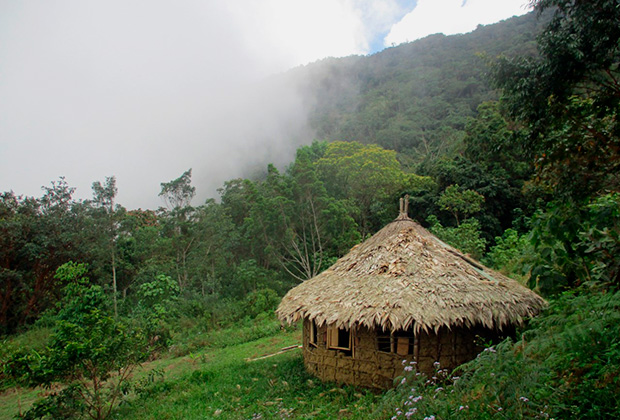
[276,208,546,333]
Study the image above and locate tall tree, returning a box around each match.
[491,0,620,293]
[91,176,121,317]
[158,169,196,291]
[315,141,405,236]
[0,179,90,333]
[190,200,239,296]
[438,184,485,226]
[159,169,195,211]
[239,147,361,283]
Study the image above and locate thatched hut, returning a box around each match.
[276,198,546,389]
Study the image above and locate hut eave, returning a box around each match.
[276,217,546,334]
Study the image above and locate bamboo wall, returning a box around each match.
[302,318,503,389]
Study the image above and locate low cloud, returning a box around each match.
[384,0,531,47]
[0,0,528,209]
[1,0,403,209]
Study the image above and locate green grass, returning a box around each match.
[0,386,42,420]
[1,320,379,420]
[167,313,288,358]
[116,326,379,420]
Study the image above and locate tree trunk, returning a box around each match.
[111,251,118,318]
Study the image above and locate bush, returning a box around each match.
[483,228,535,283]
[427,215,487,260]
[241,288,280,318]
[2,262,150,420]
[133,274,180,348]
[529,193,620,294]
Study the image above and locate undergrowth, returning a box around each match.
[168,312,287,357]
[374,288,620,419]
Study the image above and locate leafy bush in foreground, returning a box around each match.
[2,263,150,420]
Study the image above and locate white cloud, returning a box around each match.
[0,0,531,209]
[225,0,412,70]
[0,0,412,209]
[225,0,368,72]
[384,0,531,47]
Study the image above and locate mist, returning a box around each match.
[0,1,529,209]
[0,1,362,209]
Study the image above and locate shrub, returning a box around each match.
[2,262,150,420]
[241,288,280,318]
[529,193,620,294]
[483,228,534,283]
[427,215,487,260]
[133,274,180,348]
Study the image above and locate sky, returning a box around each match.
[0,0,532,209]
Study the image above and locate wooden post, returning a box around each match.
[398,195,411,219]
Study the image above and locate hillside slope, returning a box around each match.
[281,11,547,166]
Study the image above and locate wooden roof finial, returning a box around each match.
[397,195,410,220]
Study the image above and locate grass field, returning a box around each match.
[1,320,382,420]
[115,327,380,420]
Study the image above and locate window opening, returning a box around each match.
[394,329,415,356]
[309,319,318,347]
[338,329,350,348]
[377,329,392,353]
[327,325,352,354]
[377,328,415,355]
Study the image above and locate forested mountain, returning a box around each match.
[285,11,546,164]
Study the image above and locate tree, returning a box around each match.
[426,182,487,260]
[438,184,485,226]
[134,273,179,347]
[0,179,94,333]
[158,169,195,210]
[158,169,196,291]
[111,209,167,302]
[420,156,511,243]
[489,0,620,294]
[4,263,149,420]
[244,163,359,282]
[190,200,239,296]
[463,101,531,183]
[91,176,121,318]
[493,0,620,198]
[316,141,405,236]
[426,215,487,260]
[0,192,36,333]
[528,193,620,295]
[460,101,535,233]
